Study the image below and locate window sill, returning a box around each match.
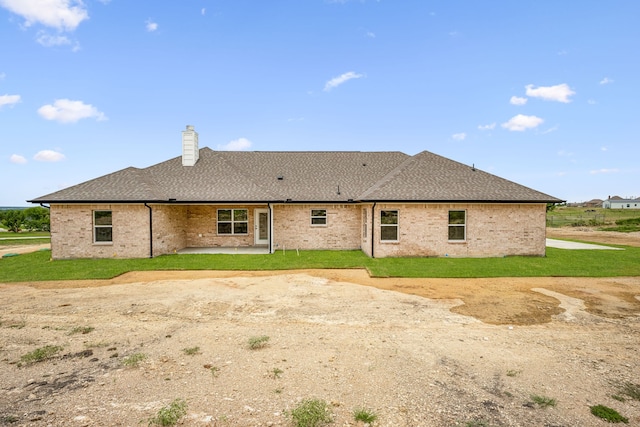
[448,240,467,244]
[93,242,113,246]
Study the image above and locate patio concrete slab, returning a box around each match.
[546,238,623,250]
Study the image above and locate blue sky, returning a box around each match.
[1,0,638,206]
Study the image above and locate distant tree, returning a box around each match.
[23,207,50,231]
[546,203,558,212]
[2,209,25,233]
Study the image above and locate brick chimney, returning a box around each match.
[181,125,199,166]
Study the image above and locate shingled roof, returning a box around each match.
[28,147,561,204]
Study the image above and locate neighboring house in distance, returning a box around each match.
[29,126,562,259]
[584,199,603,208]
[603,196,640,209]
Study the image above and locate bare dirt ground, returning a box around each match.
[1,229,639,426]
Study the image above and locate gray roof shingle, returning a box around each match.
[28,147,561,203]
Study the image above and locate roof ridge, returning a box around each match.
[357,152,421,200]
[214,151,280,200]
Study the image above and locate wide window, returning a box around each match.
[217,209,248,235]
[380,210,398,241]
[311,209,327,226]
[448,210,466,241]
[94,210,112,243]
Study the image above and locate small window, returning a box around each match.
[362,209,367,238]
[380,210,398,241]
[448,210,466,241]
[217,209,248,235]
[311,209,327,226]
[94,210,112,243]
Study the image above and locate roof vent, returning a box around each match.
[277,175,284,180]
[182,125,199,166]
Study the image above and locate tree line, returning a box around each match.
[0,207,50,232]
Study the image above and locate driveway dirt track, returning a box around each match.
[1,228,639,426]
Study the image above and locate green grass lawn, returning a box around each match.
[0,231,50,246]
[547,206,640,228]
[1,244,639,282]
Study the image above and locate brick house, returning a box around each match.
[29,126,562,259]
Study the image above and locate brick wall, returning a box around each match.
[185,205,260,248]
[372,203,546,258]
[273,204,361,250]
[50,204,150,259]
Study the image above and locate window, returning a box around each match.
[380,210,398,241]
[448,210,466,241]
[362,209,367,238]
[94,210,112,243]
[311,209,327,226]
[217,209,248,235]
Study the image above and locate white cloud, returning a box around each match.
[37,99,107,123]
[590,168,619,175]
[0,72,6,80]
[201,8,206,15]
[501,114,544,132]
[601,146,608,152]
[34,149,65,162]
[478,123,495,131]
[145,19,158,32]
[509,96,527,106]
[541,125,559,134]
[587,99,597,105]
[10,154,27,164]
[0,0,89,31]
[0,94,21,108]
[323,71,364,91]
[599,77,613,85]
[365,31,375,38]
[35,31,79,50]
[525,83,575,103]
[217,137,252,151]
[452,132,466,141]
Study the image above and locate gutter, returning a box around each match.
[144,203,153,258]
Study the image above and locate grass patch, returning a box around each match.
[148,399,187,426]
[68,326,95,335]
[122,352,146,367]
[182,346,200,356]
[2,245,640,282]
[270,367,283,379]
[353,407,377,423]
[590,404,628,423]
[247,335,270,350]
[529,394,556,408]
[20,345,62,364]
[287,398,333,427]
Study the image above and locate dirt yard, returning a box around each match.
[1,229,639,426]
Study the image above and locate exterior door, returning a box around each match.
[254,209,269,245]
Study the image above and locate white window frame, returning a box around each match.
[217,209,249,235]
[380,210,399,242]
[448,210,466,241]
[311,209,327,226]
[93,210,113,244]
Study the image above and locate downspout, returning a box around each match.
[144,203,153,258]
[371,202,376,258]
[268,203,274,254]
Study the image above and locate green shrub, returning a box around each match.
[122,352,146,367]
[148,399,187,426]
[590,405,628,423]
[20,345,62,363]
[247,335,270,350]
[530,394,556,408]
[353,407,377,423]
[288,398,333,427]
[182,346,200,355]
